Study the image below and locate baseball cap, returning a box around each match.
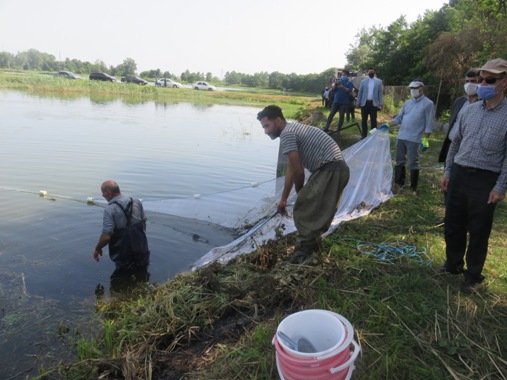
[408,80,424,88]
[479,58,507,74]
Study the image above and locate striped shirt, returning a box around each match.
[445,98,507,193]
[280,122,344,172]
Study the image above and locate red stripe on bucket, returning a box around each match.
[273,310,361,380]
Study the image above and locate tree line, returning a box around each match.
[0,48,334,92]
[346,0,506,111]
[0,0,505,110]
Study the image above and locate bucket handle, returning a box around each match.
[329,340,361,375]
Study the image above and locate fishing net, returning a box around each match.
[142,129,393,270]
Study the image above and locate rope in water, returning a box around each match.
[340,238,433,267]
[1,176,279,202]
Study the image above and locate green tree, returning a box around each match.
[115,58,137,76]
[0,52,15,69]
[268,71,285,89]
[346,28,376,71]
[224,71,244,85]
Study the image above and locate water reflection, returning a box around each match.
[89,92,119,104]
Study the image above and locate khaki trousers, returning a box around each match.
[294,160,350,254]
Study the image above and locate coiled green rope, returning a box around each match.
[340,238,433,267]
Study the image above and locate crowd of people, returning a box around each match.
[93,58,507,297]
[307,57,507,294]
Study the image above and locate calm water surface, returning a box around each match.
[0,90,279,377]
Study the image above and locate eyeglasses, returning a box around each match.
[465,79,478,83]
[478,76,506,84]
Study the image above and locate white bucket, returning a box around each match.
[274,310,361,380]
[276,309,346,359]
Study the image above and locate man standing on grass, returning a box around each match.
[323,70,354,133]
[438,69,480,205]
[384,79,434,195]
[257,105,350,264]
[356,67,383,138]
[440,58,507,294]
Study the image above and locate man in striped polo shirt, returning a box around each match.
[257,105,350,264]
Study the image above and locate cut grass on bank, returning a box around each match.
[38,120,507,379]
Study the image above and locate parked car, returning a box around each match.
[121,75,148,85]
[54,71,81,79]
[193,81,216,91]
[89,72,116,82]
[155,78,182,88]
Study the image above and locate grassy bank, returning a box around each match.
[0,70,315,118]
[7,75,505,379]
[39,124,507,379]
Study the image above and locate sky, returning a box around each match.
[0,0,448,78]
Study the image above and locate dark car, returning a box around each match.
[121,75,148,85]
[54,71,81,79]
[89,72,116,82]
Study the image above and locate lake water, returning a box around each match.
[0,90,279,377]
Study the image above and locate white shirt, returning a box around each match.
[367,78,375,100]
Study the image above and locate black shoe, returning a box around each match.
[459,280,482,295]
[287,250,311,264]
[437,266,463,275]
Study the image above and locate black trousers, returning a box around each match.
[360,100,378,137]
[444,164,499,283]
[324,103,347,130]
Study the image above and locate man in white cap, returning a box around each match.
[440,58,507,294]
[382,79,435,194]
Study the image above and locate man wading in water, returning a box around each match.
[92,180,150,290]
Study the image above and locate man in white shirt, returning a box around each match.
[356,67,383,138]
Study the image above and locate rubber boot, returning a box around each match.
[410,169,420,194]
[394,166,405,186]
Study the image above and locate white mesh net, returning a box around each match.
[142,129,393,270]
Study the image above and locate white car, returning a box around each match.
[155,78,182,88]
[193,81,216,91]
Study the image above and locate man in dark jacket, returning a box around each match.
[438,69,480,164]
[438,70,480,205]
